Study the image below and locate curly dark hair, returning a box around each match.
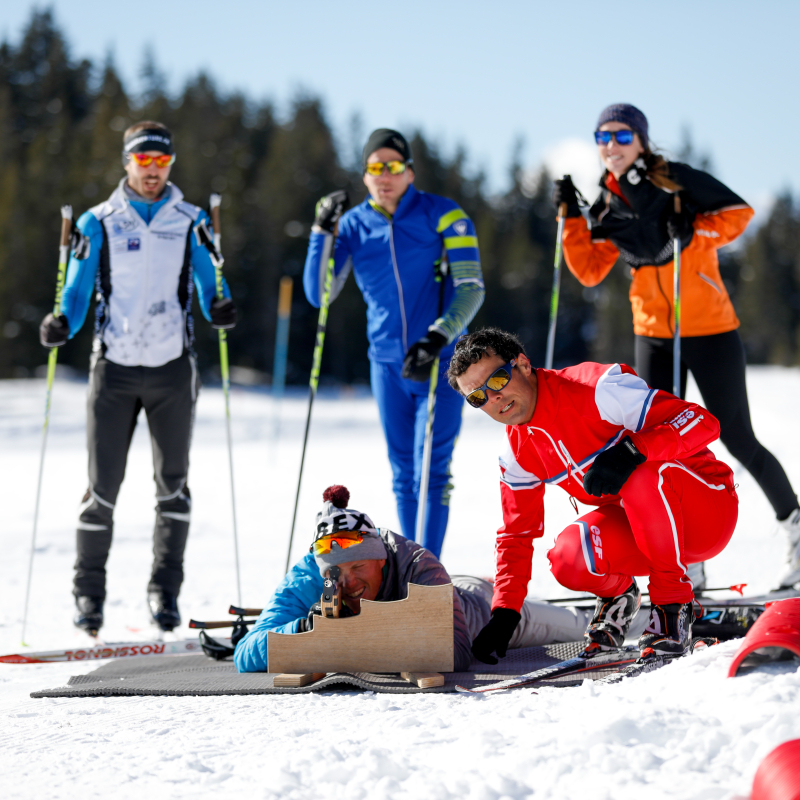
[447,327,527,393]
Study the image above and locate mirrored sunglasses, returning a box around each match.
[311,530,368,556]
[365,160,409,177]
[594,130,635,146]
[465,360,516,408]
[129,153,176,168]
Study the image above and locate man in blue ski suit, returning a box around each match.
[231,485,595,673]
[39,121,236,634]
[303,129,484,557]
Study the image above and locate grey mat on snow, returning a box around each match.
[31,641,623,697]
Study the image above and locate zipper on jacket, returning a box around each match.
[559,441,586,482]
[388,221,409,354]
[697,272,722,294]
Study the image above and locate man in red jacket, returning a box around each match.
[447,327,738,663]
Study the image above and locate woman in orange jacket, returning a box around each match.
[553,103,799,591]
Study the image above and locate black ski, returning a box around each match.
[598,637,718,685]
[455,646,640,694]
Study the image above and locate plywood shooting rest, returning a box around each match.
[268,582,454,684]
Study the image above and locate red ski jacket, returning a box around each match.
[493,362,734,612]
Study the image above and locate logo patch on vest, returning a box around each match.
[112,219,137,234]
[454,220,468,235]
[127,238,141,251]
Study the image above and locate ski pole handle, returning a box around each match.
[558,202,568,219]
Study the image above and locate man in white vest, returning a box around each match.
[39,121,236,635]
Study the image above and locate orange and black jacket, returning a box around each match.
[562,160,754,339]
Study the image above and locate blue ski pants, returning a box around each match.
[370,359,464,558]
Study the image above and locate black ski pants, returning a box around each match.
[74,352,200,599]
[635,329,797,520]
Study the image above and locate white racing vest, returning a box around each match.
[91,180,201,367]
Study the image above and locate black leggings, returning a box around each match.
[635,329,797,520]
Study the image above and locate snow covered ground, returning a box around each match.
[1,367,799,799]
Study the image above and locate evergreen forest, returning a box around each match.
[2,11,799,386]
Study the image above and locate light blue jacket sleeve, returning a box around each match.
[302,221,353,308]
[60,212,104,337]
[233,553,324,673]
[191,209,230,322]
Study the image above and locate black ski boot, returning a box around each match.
[639,602,693,655]
[74,596,104,636]
[148,590,181,632]
[583,580,641,654]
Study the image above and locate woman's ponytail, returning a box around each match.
[644,151,682,193]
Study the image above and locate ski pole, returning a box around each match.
[545,192,569,370]
[672,194,682,398]
[544,583,747,604]
[209,193,242,607]
[21,205,73,645]
[415,259,448,546]
[284,236,336,573]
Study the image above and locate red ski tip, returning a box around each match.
[0,654,44,664]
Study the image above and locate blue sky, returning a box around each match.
[3,1,798,215]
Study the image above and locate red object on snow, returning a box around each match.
[323,485,350,508]
[751,739,800,800]
[728,597,800,678]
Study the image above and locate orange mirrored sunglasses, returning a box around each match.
[129,152,176,168]
[311,531,368,556]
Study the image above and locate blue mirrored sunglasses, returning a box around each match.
[594,130,635,146]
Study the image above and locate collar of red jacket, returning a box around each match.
[519,368,560,432]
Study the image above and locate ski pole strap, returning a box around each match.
[194,218,223,264]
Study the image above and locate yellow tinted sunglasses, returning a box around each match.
[365,160,409,177]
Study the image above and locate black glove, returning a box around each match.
[39,313,69,347]
[298,603,323,633]
[552,175,582,218]
[401,330,447,382]
[199,630,235,661]
[313,190,349,233]
[210,297,237,330]
[471,608,521,665]
[582,436,646,497]
[230,622,249,646]
[666,202,695,243]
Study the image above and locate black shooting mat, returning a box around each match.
[30,641,625,697]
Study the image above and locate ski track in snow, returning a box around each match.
[1,367,799,799]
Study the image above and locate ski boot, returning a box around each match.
[692,604,764,641]
[74,596,104,636]
[148,590,181,632]
[639,601,693,656]
[582,580,641,656]
[775,509,800,590]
